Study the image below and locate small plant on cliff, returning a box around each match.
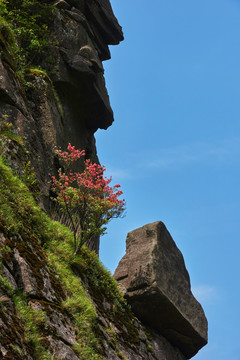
[0,0,56,75]
[51,143,126,254]
[0,114,24,148]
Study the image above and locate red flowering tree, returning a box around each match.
[51,143,126,254]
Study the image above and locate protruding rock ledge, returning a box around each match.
[114,221,208,359]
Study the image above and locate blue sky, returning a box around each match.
[95,1,240,359]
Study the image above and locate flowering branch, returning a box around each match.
[51,143,126,254]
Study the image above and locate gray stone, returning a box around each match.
[13,249,38,295]
[0,58,27,114]
[29,300,77,345]
[54,0,71,10]
[2,265,17,290]
[86,0,124,60]
[47,336,80,360]
[114,221,208,358]
[0,291,34,360]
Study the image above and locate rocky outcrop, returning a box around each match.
[0,221,186,360]
[114,221,208,358]
[0,0,123,214]
[0,1,208,359]
[0,0,123,252]
[0,230,79,360]
[0,216,207,359]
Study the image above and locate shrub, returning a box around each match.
[0,0,56,75]
[51,143,126,254]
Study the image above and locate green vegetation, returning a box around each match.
[0,1,147,358]
[0,113,149,359]
[0,152,135,358]
[0,114,24,149]
[0,272,55,360]
[51,144,125,254]
[0,0,56,78]
[0,115,39,194]
[0,155,99,357]
[46,231,103,359]
[12,294,50,359]
[0,14,19,67]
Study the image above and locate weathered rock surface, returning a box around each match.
[0,0,123,253]
[0,225,186,360]
[0,294,34,360]
[0,0,123,224]
[114,221,208,358]
[73,257,187,360]
[0,229,78,359]
[0,1,208,359]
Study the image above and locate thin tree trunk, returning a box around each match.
[63,196,78,252]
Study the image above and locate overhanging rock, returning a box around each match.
[114,221,208,359]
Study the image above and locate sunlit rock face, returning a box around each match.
[114,221,208,358]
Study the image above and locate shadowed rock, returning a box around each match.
[0,0,124,253]
[114,221,208,359]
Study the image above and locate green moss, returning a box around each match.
[0,0,58,89]
[0,15,19,67]
[13,293,50,359]
[0,115,24,149]
[27,67,50,79]
[0,156,104,358]
[71,248,142,353]
[0,115,40,197]
[0,153,150,358]
[0,155,41,236]
[46,237,103,359]
[0,0,55,67]
[25,68,64,117]
[0,269,53,360]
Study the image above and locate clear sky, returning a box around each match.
[95,1,240,359]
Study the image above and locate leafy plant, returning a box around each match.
[0,0,56,76]
[0,115,39,196]
[0,154,142,359]
[0,156,103,358]
[0,114,24,148]
[51,143,126,254]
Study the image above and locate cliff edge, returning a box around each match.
[0,1,207,359]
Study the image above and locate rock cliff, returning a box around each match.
[0,1,207,359]
[114,222,208,359]
[0,0,123,214]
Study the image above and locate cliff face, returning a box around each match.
[0,1,207,359]
[0,0,123,211]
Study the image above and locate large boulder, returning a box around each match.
[114,221,208,359]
